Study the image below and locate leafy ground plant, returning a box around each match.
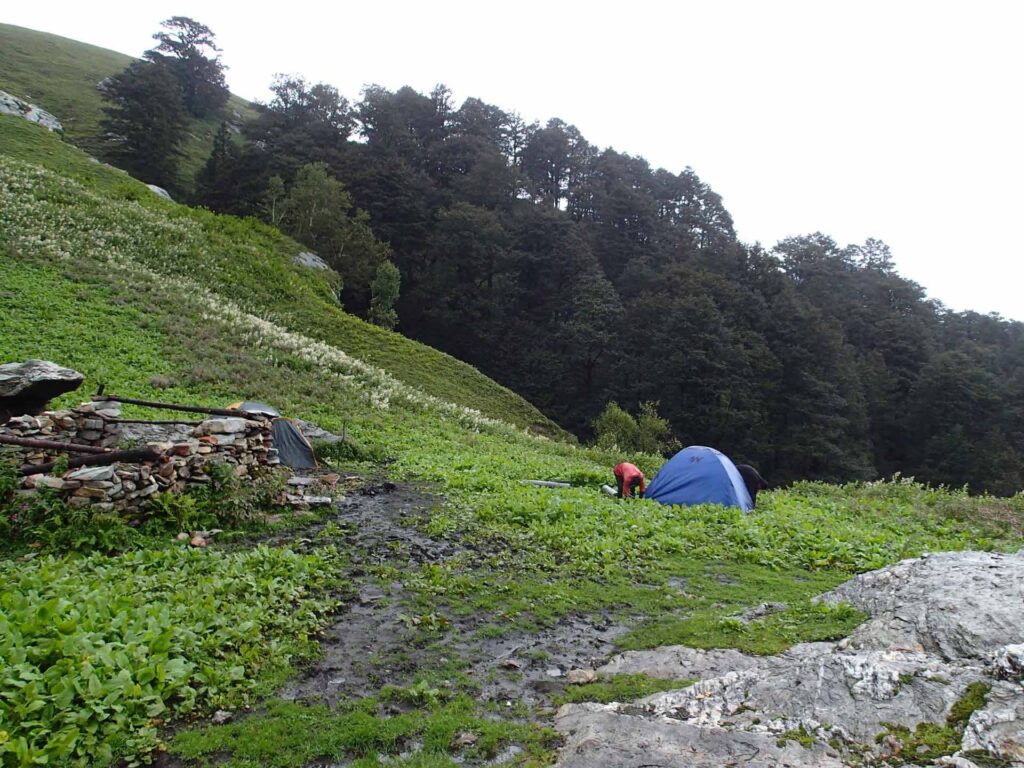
[0,546,344,766]
[169,697,558,768]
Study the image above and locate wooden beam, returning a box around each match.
[19,446,162,476]
[0,434,109,454]
[109,418,204,426]
[92,394,261,419]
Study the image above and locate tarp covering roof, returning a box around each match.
[225,401,316,469]
[645,445,754,512]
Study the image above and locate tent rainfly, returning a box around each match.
[644,445,753,512]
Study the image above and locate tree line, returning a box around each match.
[98,19,1024,495]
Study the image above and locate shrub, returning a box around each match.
[592,400,678,456]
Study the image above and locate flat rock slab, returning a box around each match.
[555,551,1024,767]
[0,360,83,421]
[555,704,847,767]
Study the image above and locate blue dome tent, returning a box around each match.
[645,445,754,512]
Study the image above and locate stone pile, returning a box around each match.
[284,474,338,508]
[5,400,124,465]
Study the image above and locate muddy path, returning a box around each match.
[276,481,626,711]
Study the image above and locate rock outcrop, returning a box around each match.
[0,90,63,132]
[293,251,329,270]
[0,360,84,423]
[146,184,174,201]
[555,551,1024,767]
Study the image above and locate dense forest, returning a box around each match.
[98,19,1024,494]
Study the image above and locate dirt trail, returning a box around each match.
[280,482,625,710]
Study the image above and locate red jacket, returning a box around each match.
[613,462,646,497]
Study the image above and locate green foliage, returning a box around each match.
[592,402,638,451]
[0,470,138,555]
[313,438,388,465]
[593,401,678,456]
[636,401,682,456]
[169,697,558,768]
[553,674,695,705]
[144,17,228,119]
[2,114,1024,768]
[0,546,343,766]
[277,162,389,311]
[98,60,189,189]
[777,724,816,748]
[368,260,401,330]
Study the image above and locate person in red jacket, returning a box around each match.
[613,462,646,498]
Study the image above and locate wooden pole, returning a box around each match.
[0,434,109,454]
[109,418,205,426]
[92,394,260,419]
[19,446,162,476]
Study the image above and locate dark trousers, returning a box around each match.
[616,476,643,498]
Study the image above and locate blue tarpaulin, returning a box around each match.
[645,445,754,512]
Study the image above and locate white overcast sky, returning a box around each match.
[5,1,1023,320]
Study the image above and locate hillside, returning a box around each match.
[2,118,1023,766]
[0,115,562,438]
[0,23,256,184]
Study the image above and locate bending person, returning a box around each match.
[613,462,646,499]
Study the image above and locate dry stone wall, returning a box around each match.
[3,400,284,513]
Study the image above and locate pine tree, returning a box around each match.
[99,61,187,188]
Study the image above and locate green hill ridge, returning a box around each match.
[0,23,256,184]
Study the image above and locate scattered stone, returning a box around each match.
[211,709,233,725]
[357,585,386,605]
[934,757,982,768]
[500,658,523,670]
[2,392,335,521]
[565,669,598,685]
[738,601,788,623]
[545,667,563,678]
[450,731,478,748]
[36,476,78,491]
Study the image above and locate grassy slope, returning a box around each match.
[2,116,1023,767]
[0,116,564,437]
[0,23,257,185]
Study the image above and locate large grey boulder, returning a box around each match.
[0,360,84,424]
[0,90,63,132]
[820,550,1024,661]
[554,551,1024,767]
